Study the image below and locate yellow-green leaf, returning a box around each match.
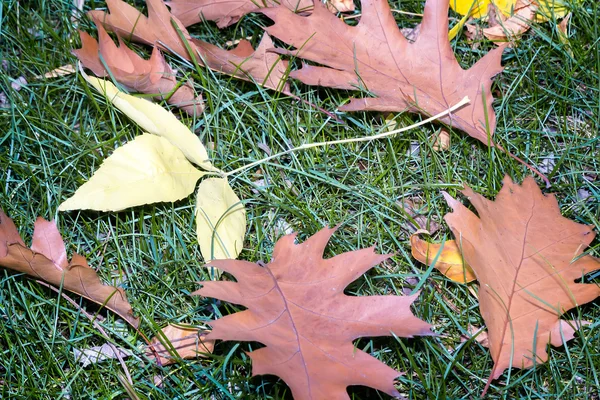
[195,178,246,262]
[449,0,572,21]
[59,134,205,212]
[85,76,217,172]
[410,233,476,284]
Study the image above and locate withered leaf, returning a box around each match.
[74,22,203,115]
[262,0,506,146]
[166,0,314,28]
[149,324,214,366]
[90,0,289,93]
[0,209,139,327]
[443,176,600,390]
[195,227,434,399]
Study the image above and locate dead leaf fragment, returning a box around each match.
[74,22,203,115]
[74,343,133,367]
[0,209,139,327]
[432,129,450,151]
[483,0,537,42]
[410,233,476,283]
[262,0,506,146]
[443,176,600,390]
[149,324,214,366]
[195,227,434,399]
[90,0,289,93]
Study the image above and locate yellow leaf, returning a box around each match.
[85,76,218,172]
[195,178,246,262]
[59,134,205,211]
[410,233,476,284]
[449,0,573,21]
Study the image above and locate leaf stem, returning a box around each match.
[224,96,471,178]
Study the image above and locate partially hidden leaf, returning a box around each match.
[194,227,434,399]
[89,0,290,93]
[195,178,246,261]
[74,343,133,367]
[450,0,573,21]
[0,209,139,327]
[410,232,476,283]
[262,0,506,147]
[482,0,538,42]
[59,134,205,212]
[83,77,216,171]
[74,22,203,115]
[443,176,600,390]
[149,324,214,366]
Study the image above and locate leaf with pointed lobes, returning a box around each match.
[194,227,434,400]
[443,176,600,393]
[262,0,506,146]
[149,324,214,366]
[89,0,290,93]
[73,22,203,115]
[0,209,139,327]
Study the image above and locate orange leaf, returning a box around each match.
[262,0,506,146]
[195,227,434,399]
[443,176,600,392]
[89,0,290,93]
[74,22,203,115]
[0,209,139,327]
[149,324,214,366]
[410,233,476,283]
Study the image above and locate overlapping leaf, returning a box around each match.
[443,176,600,389]
[0,209,139,327]
[195,227,434,399]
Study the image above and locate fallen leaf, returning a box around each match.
[59,134,206,212]
[557,12,572,56]
[443,176,600,391]
[482,0,537,42]
[34,64,76,79]
[82,77,215,171]
[432,129,451,151]
[460,325,489,347]
[0,209,139,327]
[195,227,434,399]
[10,76,27,91]
[166,0,314,28]
[410,232,476,283]
[262,0,507,147]
[149,324,214,366]
[90,0,290,93]
[327,0,355,12]
[74,343,133,367]
[74,23,203,115]
[195,178,246,261]
[450,0,572,21]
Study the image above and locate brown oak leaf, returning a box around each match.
[89,0,290,93]
[166,0,314,28]
[0,209,139,327]
[194,227,434,399]
[149,324,214,366]
[74,22,203,115]
[262,0,506,146]
[443,176,600,393]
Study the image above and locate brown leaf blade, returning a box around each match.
[194,227,434,399]
[443,176,600,389]
[89,0,290,93]
[74,22,203,115]
[149,324,214,366]
[262,0,506,145]
[0,209,139,328]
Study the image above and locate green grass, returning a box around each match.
[1,0,599,398]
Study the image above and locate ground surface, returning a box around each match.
[1,0,599,398]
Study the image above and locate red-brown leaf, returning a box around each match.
[89,0,290,93]
[262,0,506,145]
[443,176,600,390]
[0,209,139,328]
[194,227,434,399]
[74,22,203,115]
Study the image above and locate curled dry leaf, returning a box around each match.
[149,324,214,366]
[59,134,206,212]
[262,0,506,146]
[483,0,537,42]
[443,176,600,391]
[0,209,139,327]
[89,0,289,93]
[410,232,476,283]
[74,22,203,115]
[195,178,247,262]
[195,227,434,399]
